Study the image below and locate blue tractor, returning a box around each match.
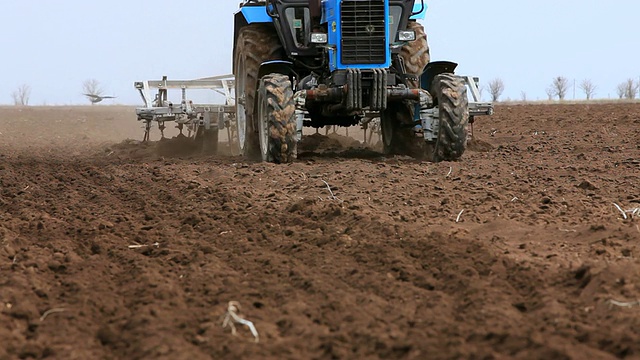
[233,0,491,163]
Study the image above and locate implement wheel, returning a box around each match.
[256,74,297,163]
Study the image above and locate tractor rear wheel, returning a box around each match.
[233,24,285,160]
[427,73,469,162]
[400,21,430,89]
[256,74,297,163]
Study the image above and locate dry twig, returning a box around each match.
[321,180,338,201]
[40,308,66,322]
[456,209,465,223]
[613,203,640,220]
[221,301,259,343]
[613,203,628,220]
[128,242,160,249]
[608,299,640,308]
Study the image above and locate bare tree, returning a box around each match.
[83,79,104,96]
[551,76,570,100]
[520,91,527,102]
[83,79,114,105]
[616,83,626,99]
[11,84,31,106]
[488,78,505,102]
[622,79,639,100]
[579,79,597,100]
[545,86,554,101]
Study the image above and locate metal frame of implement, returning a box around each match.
[133,73,491,145]
[134,75,236,142]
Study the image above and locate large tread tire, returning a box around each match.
[381,103,421,156]
[400,21,430,89]
[234,24,285,160]
[381,21,431,157]
[257,74,297,163]
[429,73,469,162]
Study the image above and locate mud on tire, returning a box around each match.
[429,73,469,162]
[257,74,297,163]
[234,24,285,159]
[400,21,430,89]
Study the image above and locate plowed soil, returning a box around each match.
[1,103,639,360]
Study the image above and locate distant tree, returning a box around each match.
[545,86,554,101]
[551,76,570,100]
[579,79,597,100]
[82,79,116,105]
[616,83,626,99]
[11,84,31,106]
[83,79,104,96]
[488,78,505,102]
[622,79,639,100]
[520,91,527,102]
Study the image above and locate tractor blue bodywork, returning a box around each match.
[236,1,427,71]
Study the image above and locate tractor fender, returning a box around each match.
[420,61,458,92]
[252,60,298,130]
[257,60,298,84]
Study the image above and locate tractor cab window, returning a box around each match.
[285,7,311,48]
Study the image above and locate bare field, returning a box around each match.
[1,103,640,359]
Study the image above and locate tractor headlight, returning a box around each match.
[398,30,416,42]
[310,32,328,44]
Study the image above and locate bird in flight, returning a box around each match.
[84,93,116,104]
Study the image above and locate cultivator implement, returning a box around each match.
[133,72,491,154]
[134,75,237,152]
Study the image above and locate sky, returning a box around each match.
[1,0,638,105]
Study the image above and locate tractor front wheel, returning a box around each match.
[256,74,297,163]
[381,102,415,156]
[427,73,469,162]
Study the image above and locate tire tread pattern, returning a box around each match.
[431,73,469,161]
[260,74,297,163]
[400,21,430,89]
